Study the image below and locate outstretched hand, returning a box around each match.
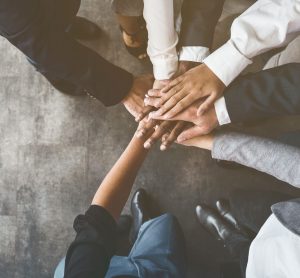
[146,64,225,120]
[147,99,219,142]
[122,74,154,119]
[135,79,188,150]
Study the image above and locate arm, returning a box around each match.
[224,63,300,123]
[143,0,179,80]
[180,132,300,187]
[64,134,150,277]
[0,0,133,106]
[179,0,225,63]
[91,135,150,220]
[204,0,300,86]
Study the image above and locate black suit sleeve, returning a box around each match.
[0,0,133,106]
[179,0,225,48]
[64,205,117,278]
[224,63,300,123]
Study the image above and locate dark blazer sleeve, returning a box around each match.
[64,205,117,278]
[0,0,133,106]
[224,63,300,123]
[179,0,225,48]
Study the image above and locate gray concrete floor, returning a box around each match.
[1,1,300,277]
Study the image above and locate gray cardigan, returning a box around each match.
[212,132,300,235]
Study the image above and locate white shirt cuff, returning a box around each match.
[152,58,178,80]
[214,97,231,125]
[179,46,210,63]
[203,40,252,86]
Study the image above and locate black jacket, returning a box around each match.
[224,63,300,123]
[64,205,117,278]
[0,0,133,106]
[179,0,225,49]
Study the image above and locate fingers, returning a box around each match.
[197,93,217,116]
[144,95,162,108]
[135,118,158,138]
[160,76,184,94]
[177,125,210,143]
[144,121,176,149]
[159,93,200,119]
[160,121,188,151]
[147,89,164,98]
[135,105,154,122]
[148,88,186,118]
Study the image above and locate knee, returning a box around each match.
[159,213,180,228]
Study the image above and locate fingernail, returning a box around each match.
[144,141,152,149]
[160,145,167,151]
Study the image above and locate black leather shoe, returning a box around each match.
[67,16,101,40]
[130,189,151,244]
[196,204,238,242]
[216,199,255,239]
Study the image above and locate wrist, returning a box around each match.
[196,134,214,150]
[179,61,201,72]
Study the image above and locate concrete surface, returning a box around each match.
[0,0,300,277]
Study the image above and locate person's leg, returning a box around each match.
[128,213,187,278]
[111,0,147,59]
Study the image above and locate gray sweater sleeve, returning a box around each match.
[212,132,300,188]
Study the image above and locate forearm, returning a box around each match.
[92,135,149,220]
[204,0,300,86]
[178,0,224,64]
[212,132,300,187]
[224,63,300,123]
[143,0,178,80]
[5,11,133,106]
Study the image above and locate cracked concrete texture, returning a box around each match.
[1,0,300,277]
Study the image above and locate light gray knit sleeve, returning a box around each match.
[212,132,300,187]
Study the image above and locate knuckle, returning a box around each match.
[170,95,180,103]
[177,101,186,109]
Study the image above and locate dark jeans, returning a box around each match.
[54,213,187,278]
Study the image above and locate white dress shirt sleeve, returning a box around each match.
[246,214,300,278]
[179,46,210,63]
[143,0,179,80]
[204,0,300,86]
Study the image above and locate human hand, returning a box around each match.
[177,133,214,151]
[135,113,188,150]
[122,74,154,119]
[148,100,219,142]
[135,78,188,150]
[137,61,200,120]
[147,63,225,119]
